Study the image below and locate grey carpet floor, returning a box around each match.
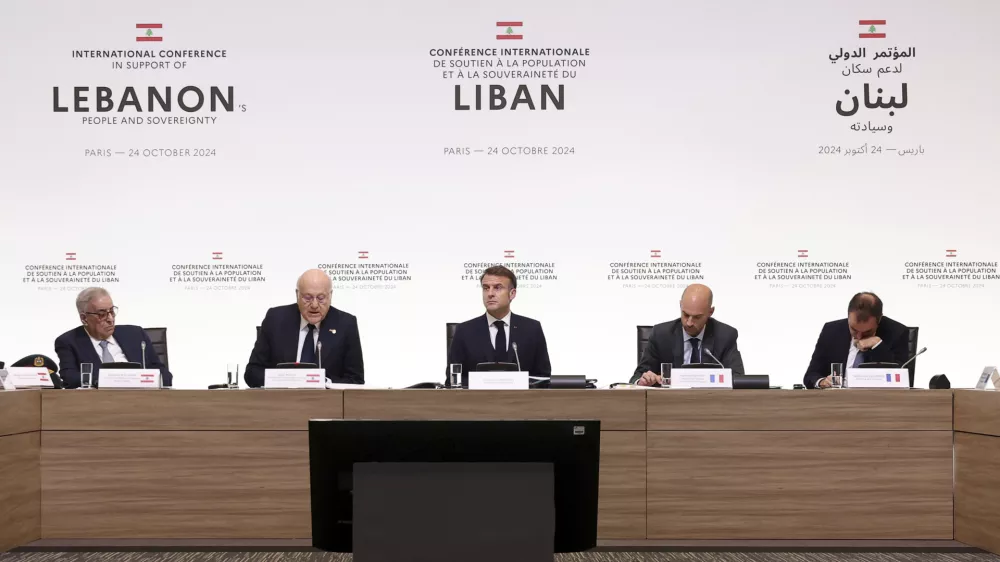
[3,553,1000,562]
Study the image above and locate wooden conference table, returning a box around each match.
[1,388,999,553]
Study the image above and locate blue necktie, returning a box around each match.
[852,350,865,368]
[301,324,317,364]
[689,338,701,365]
[99,340,114,363]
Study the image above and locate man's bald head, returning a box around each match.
[679,284,715,337]
[296,269,333,325]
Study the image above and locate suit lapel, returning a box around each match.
[838,322,853,365]
[476,314,494,363]
[671,322,685,368]
[75,328,102,366]
[318,308,340,366]
[702,321,716,364]
[283,308,302,363]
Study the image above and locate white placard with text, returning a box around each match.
[669,368,734,389]
[4,367,55,388]
[846,368,909,388]
[264,368,325,389]
[99,369,161,389]
[468,371,529,390]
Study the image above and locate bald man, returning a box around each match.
[631,284,745,385]
[244,269,364,387]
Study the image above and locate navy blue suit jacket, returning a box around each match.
[804,316,910,388]
[54,325,172,389]
[446,313,552,386]
[244,304,364,388]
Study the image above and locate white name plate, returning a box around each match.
[846,368,909,388]
[100,369,161,389]
[264,368,325,389]
[468,371,529,390]
[5,367,55,388]
[670,368,733,389]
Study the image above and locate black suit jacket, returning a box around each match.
[446,313,552,386]
[803,316,910,389]
[631,317,745,382]
[244,304,364,387]
[54,325,172,389]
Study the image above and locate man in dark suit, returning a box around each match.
[447,266,551,386]
[631,284,744,385]
[804,291,910,389]
[54,287,172,389]
[245,269,364,387]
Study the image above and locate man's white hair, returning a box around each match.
[76,287,111,314]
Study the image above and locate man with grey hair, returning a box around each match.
[244,269,364,387]
[54,287,172,388]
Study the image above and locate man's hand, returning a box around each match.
[637,371,662,386]
[817,375,833,389]
[856,336,882,351]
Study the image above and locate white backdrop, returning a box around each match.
[2,0,999,389]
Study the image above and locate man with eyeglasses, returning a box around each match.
[54,287,172,388]
[244,268,364,387]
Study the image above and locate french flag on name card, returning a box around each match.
[885,373,901,382]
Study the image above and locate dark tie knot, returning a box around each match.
[494,320,505,328]
[306,324,317,332]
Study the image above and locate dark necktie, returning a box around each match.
[689,338,701,365]
[494,320,507,361]
[301,324,317,364]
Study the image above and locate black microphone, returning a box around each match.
[901,346,927,369]
[512,341,522,371]
[703,348,724,368]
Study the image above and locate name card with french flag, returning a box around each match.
[846,368,909,388]
[264,368,325,389]
[3,367,56,388]
[99,369,161,389]
[669,368,733,389]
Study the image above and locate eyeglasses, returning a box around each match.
[299,294,328,304]
[84,306,118,320]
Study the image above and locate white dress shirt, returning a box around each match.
[682,327,706,364]
[487,311,512,350]
[296,316,321,363]
[89,333,128,363]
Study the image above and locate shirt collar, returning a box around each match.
[486,311,512,327]
[683,326,706,342]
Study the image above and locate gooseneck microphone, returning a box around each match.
[141,341,147,369]
[512,341,522,371]
[317,341,323,370]
[901,346,927,369]
[703,348,724,368]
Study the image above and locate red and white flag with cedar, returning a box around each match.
[859,20,886,39]
[136,23,162,42]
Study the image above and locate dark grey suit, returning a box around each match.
[631,317,745,382]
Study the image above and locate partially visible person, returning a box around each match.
[804,291,910,389]
[447,266,551,386]
[631,284,745,386]
[245,269,364,387]
[54,287,172,388]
